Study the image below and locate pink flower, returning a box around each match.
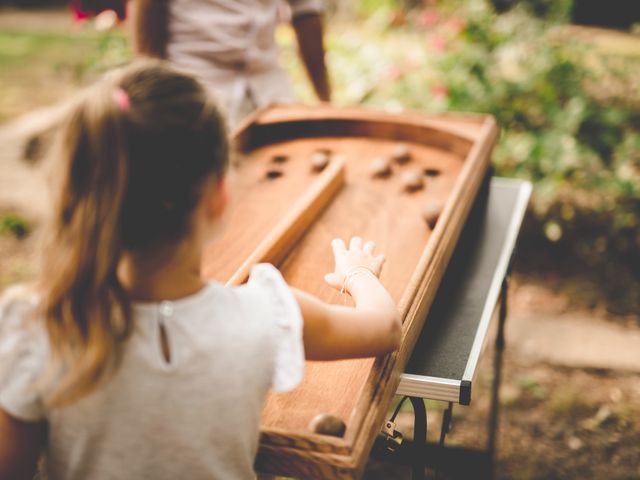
[384,65,402,81]
[447,17,466,35]
[430,35,447,53]
[431,84,448,99]
[417,9,440,28]
[70,0,126,21]
[71,6,90,22]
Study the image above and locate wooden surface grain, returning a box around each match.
[259,136,464,432]
[201,105,497,478]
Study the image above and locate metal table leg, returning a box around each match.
[410,397,427,480]
[488,273,509,476]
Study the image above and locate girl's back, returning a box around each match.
[2,265,303,479]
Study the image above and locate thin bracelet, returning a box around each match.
[340,266,378,295]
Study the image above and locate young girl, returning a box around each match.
[0,61,400,480]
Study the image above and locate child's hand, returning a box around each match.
[324,237,386,292]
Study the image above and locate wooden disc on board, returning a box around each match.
[369,157,392,178]
[422,202,443,229]
[391,143,411,164]
[311,150,331,172]
[401,170,424,192]
[309,413,347,437]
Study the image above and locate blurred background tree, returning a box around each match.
[290,0,640,313]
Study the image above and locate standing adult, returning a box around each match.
[130,0,331,127]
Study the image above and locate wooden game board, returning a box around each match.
[202,105,499,478]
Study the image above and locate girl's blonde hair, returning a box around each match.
[39,60,228,407]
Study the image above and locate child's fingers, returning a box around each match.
[375,254,386,269]
[363,240,376,255]
[331,238,347,256]
[324,273,342,289]
[349,236,363,250]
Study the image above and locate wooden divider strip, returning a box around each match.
[226,156,347,286]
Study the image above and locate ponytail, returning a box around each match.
[38,61,228,407]
[40,82,132,406]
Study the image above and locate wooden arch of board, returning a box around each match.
[202,105,499,479]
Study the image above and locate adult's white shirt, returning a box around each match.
[167,0,324,126]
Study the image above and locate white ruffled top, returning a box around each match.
[0,264,304,480]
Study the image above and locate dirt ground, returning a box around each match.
[1,7,639,480]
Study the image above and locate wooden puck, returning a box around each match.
[369,157,392,178]
[391,143,411,164]
[422,203,443,229]
[265,169,283,180]
[401,170,424,192]
[309,413,346,437]
[310,150,331,172]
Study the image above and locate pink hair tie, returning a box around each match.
[112,88,130,112]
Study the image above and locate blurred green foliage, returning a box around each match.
[0,214,30,239]
[0,30,128,79]
[289,0,640,310]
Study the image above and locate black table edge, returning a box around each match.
[396,178,532,404]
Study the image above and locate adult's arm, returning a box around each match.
[0,408,44,480]
[291,12,331,102]
[129,0,170,58]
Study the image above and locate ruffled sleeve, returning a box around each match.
[246,264,305,392]
[0,285,47,421]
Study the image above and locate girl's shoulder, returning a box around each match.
[234,264,304,392]
[236,263,301,325]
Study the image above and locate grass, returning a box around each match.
[0,213,30,238]
[516,374,549,400]
[0,26,130,122]
[0,31,84,68]
[547,390,593,420]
